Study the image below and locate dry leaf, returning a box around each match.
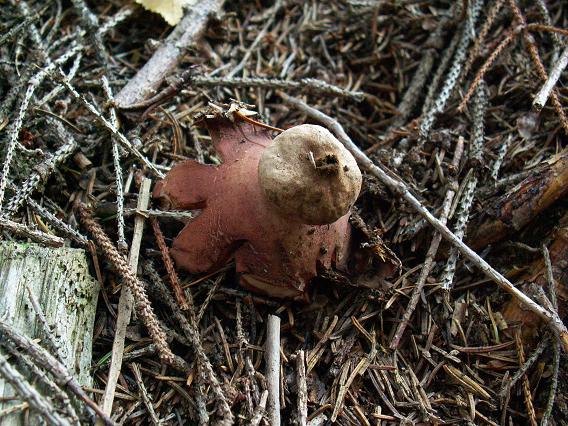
[135,0,197,26]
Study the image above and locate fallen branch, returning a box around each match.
[251,390,269,426]
[120,73,364,112]
[0,216,64,247]
[280,93,568,352]
[466,151,568,251]
[115,0,225,108]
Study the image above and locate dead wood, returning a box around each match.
[467,151,568,251]
[115,0,225,108]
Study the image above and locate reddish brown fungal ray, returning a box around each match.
[153,114,356,298]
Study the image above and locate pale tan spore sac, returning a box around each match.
[258,124,362,225]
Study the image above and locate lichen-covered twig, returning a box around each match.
[0,45,81,212]
[280,93,568,352]
[53,72,164,178]
[71,0,127,252]
[121,72,363,113]
[24,285,65,362]
[419,0,482,141]
[2,342,79,425]
[70,0,108,66]
[0,3,49,45]
[418,2,465,117]
[0,321,115,426]
[27,198,88,247]
[0,350,71,426]
[420,23,460,117]
[101,76,127,252]
[4,120,79,217]
[0,215,64,247]
[461,0,506,82]
[441,83,487,290]
[490,135,511,181]
[193,75,364,101]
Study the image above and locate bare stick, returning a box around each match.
[98,178,151,417]
[507,0,568,134]
[296,350,308,426]
[533,46,568,111]
[265,314,281,426]
[115,0,225,108]
[251,390,269,426]
[280,93,568,352]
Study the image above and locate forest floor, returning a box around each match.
[1,0,567,424]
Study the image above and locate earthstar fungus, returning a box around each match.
[154,106,391,298]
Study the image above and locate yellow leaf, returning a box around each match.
[135,0,196,26]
